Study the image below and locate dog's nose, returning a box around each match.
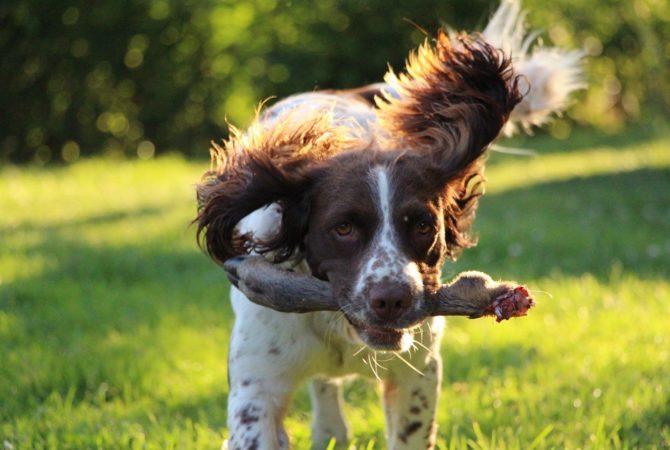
[368,283,412,321]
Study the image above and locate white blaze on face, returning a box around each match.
[353,165,423,298]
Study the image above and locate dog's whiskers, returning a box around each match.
[528,288,553,299]
[353,345,368,357]
[322,311,342,347]
[392,351,424,377]
[323,314,337,342]
[407,342,417,355]
[375,352,395,363]
[372,351,389,371]
[366,353,381,381]
[411,337,435,356]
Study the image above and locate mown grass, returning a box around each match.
[1,128,669,449]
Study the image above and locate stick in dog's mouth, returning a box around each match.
[224,255,535,321]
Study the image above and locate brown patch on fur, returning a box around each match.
[411,389,429,409]
[378,31,521,161]
[378,32,522,258]
[399,421,423,443]
[194,28,524,335]
[195,108,368,264]
[237,405,261,425]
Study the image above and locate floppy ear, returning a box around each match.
[195,110,357,264]
[378,32,523,259]
[377,31,522,172]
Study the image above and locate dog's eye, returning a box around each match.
[415,221,432,235]
[334,222,354,237]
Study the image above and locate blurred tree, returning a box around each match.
[0,0,667,163]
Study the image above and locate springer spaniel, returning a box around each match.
[196,1,583,448]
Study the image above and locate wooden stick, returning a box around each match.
[224,256,338,312]
[224,256,534,320]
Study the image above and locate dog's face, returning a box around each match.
[195,33,522,352]
[304,152,448,350]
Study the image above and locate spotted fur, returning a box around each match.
[196,2,582,448]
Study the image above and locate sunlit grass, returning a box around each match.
[488,135,670,193]
[1,129,669,448]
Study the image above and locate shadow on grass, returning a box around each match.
[2,164,669,442]
[0,205,167,234]
[623,394,670,447]
[0,204,231,420]
[451,167,670,281]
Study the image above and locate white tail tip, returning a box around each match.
[483,0,586,135]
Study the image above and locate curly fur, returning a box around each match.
[194,4,582,447]
[197,33,522,264]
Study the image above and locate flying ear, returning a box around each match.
[377,31,523,175]
[377,32,522,260]
[195,109,358,264]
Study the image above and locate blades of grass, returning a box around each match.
[446,425,463,450]
[63,385,77,415]
[608,425,623,449]
[593,416,607,447]
[526,424,554,450]
[471,421,488,449]
[466,439,481,450]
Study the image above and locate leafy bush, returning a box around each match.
[1,0,667,163]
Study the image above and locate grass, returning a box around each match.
[1,127,669,449]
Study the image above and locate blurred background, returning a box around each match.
[1,0,669,164]
[2,1,670,448]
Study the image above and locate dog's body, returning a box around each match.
[228,194,446,449]
[196,2,583,448]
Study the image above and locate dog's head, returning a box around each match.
[196,33,522,351]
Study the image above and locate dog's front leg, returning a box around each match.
[381,353,442,450]
[380,318,444,450]
[226,375,292,450]
[309,378,350,449]
[225,291,299,449]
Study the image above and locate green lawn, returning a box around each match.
[2,128,669,449]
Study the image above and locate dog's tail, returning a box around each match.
[482,0,585,135]
[334,0,584,135]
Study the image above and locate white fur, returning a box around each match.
[222,3,583,448]
[483,0,585,134]
[262,92,378,134]
[225,192,444,449]
[354,166,423,299]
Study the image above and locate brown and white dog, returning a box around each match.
[196,1,583,448]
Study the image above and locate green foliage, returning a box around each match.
[1,0,668,163]
[521,0,670,133]
[1,129,669,448]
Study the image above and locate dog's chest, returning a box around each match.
[308,312,445,379]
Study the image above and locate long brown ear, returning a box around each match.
[195,110,358,264]
[377,31,522,174]
[378,32,522,260]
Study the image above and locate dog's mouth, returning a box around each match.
[345,316,414,352]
